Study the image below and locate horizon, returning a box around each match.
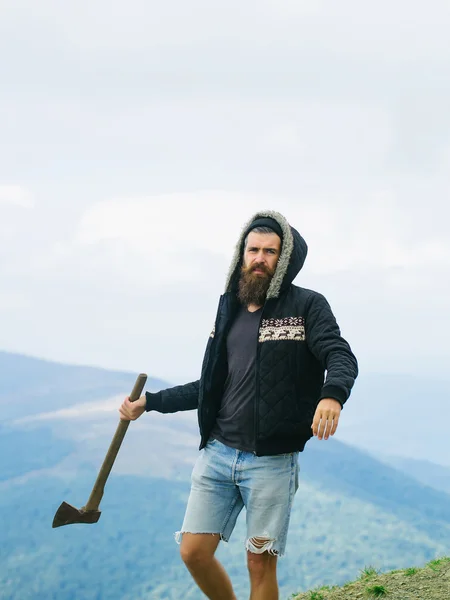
[2,347,449,469]
[1,346,449,387]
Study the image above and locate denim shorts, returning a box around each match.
[175,437,299,557]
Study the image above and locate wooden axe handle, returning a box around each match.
[84,373,147,512]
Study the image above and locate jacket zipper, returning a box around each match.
[199,295,226,446]
[253,303,266,456]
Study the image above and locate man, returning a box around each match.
[119,210,358,600]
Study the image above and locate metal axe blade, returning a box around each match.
[52,502,101,528]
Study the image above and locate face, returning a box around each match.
[243,231,281,276]
[238,231,282,307]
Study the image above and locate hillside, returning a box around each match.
[1,351,450,599]
[3,351,449,468]
[290,557,450,600]
[335,372,450,468]
[375,455,450,496]
[0,350,168,420]
[2,469,450,600]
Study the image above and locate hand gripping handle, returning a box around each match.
[83,373,147,512]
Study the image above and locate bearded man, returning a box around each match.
[119,211,358,600]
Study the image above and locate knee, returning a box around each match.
[247,540,278,581]
[247,551,277,582]
[180,541,212,570]
[247,554,277,585]
[247,554,266,578]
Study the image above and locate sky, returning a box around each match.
[1,1,449,384]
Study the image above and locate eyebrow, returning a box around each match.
[247,246,279,252]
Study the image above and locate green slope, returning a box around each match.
[290,557,450,599]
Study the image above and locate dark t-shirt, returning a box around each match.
[210,305,262,453]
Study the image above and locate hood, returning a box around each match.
[224,210,308,299]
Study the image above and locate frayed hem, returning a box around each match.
[245,537,282,557]
[174,531,228,545]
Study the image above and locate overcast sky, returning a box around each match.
[1,1,449,385]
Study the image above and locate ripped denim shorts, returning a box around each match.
[175,437,299,556]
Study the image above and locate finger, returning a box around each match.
[329,414,340,436]
[119,405,130,420]
[312,419,320,436]
[319,412,333,439]
[320,412,330,439]
[324,412,340,439]
[312,411,322,436]
[323,417,333,440]
[317,417,326,440]
[326,413,338,439]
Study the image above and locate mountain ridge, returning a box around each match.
[1,349,448,599]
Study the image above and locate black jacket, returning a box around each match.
[146,210,358,456]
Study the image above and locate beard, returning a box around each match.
[238,262,275,306]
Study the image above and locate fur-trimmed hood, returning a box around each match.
[224,210,308,299]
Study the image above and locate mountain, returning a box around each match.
[1,351,449,599]
[374,454,450,496]
[328,371,450,468]
[2,438,450,599]
[0,350,169,420]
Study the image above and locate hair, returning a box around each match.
[243,226,277,249]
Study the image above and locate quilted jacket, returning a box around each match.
[146,210,358,456]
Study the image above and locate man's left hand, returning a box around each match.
[311,398,342,440]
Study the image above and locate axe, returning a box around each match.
[52,373,147,528]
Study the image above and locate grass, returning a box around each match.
[308,592,325,600]
[289,556,450,600]
[365,584,387,597]
[359,566,381,579]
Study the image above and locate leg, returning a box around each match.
[176,440,245,599]
[180,533,237,600]
[247,544,278,600]
[238,452,300,600]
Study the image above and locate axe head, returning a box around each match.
[52,502,101,528]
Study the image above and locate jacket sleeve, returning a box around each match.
[145,380,200,413]
[305,292,358,407]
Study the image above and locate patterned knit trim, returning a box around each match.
[224,210,294,299]
[259,317,305,342]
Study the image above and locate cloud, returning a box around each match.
[71,191,450,280]
[0,292,30,311]
[12,394,197,429]
[2,0,449,60]
[0,0,449,386]
[75,191,263,251]
[0,185,34,208]
[13,396,123,424]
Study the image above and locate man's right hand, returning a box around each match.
[119,395,146,421]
